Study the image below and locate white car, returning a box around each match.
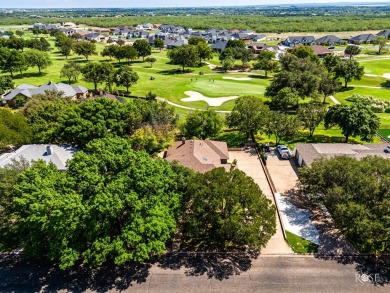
[277,145,292,159]
[384,146,390,153]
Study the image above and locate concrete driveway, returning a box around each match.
[228,150,293,255]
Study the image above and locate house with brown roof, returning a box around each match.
[311,45,333,58]
[294,143,390,167]
[163,139,230,173]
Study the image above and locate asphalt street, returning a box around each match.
[1,254,388,292]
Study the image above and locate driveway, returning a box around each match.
[266,150,357,255]
[228,150,293,255]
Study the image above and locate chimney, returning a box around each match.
[182,137,186,145]
[46,145,52,155]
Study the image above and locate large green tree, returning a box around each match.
[81,62,106,91]
[298,156,390,255]
[298,101,327,138]
[115,66,139,93]
[181,109,223,139]
[334,59,364,88]
[11,138,181,269]
[60,62,81,84]
[167,44,199,71]
[133,39,151,61]
[24,49,52,74]
[0,109,32,148]
[0,76,14,95]
[226,96,269,142]
[373,36,388,54]
[344,45,362,59]
[253,50,279,77]
[325,100,380,143]
[182,167,276,251]
[266,55,327,100]
[73,41,97,61]
[265,112,301,144]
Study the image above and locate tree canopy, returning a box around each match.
[11,137,182,269]
[182,167,276,251]
[167,44,199,71]
[226,96,269,142]
[0,109,32,148]
[181,109,223,140]
[299,156,390,255]
[325,100,380,143]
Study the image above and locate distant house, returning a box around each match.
[377,29,390,39]
[247,42,267,53]
[84,32,109,42]
[315,35,344,46]
[163,139,230,173]
[59,28,76,36]
[294,143,390,167]
[348,34,377,44]
[136,23,153,30]
[212,41,228,53]
[311,45,334,58]
[0,144,77,171]
[2,82,88,107]
[164,38,188,49]
[283,36,316,47]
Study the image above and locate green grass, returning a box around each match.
[286,231,319,254]
[377,129,390,141]
[377,113,390,128]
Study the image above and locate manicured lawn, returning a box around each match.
[357,56,390,76]
[286,231,319,254]
[335,86,390,103]
[377,113,390,128]
[377,129,390,141]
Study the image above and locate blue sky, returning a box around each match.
[1,0,389,9]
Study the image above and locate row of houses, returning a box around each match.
[282,30,390,47]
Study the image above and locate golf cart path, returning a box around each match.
[156,97,232,113]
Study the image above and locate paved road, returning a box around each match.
[1,255,388,292]
[228,150,293,255]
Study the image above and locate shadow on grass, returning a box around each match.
[380,80,390,88]
[215,131,247,148]
[315,255,390,285]
[14,72,48,79]
[0,254,151,292]
[157,252,256,280]
[157,69,193,75]
[287,133,361,145]
[247,75,271,80]
[338,86,355,93]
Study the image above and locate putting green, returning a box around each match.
[190,79,266,97]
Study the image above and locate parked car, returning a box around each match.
[384,146,390,153]
[277,145,292,159]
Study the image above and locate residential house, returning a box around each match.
[377,29,390,39]
[59,28,76,36]
[163,139,230,173]
[294,143,390,167]
[283,36,316,47]
[311,45,334,58]
[0,144,77,171]
[247,42,267,53]
[315,35,344,46]
[348,33,377,44]
[136,23,153,30]
[212,41,228,53]
[2,82,88,107]
[84,32,109,42]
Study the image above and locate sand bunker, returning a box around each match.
[383,73,390,79]
[222,76,252,81]
[181,91,238,107]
